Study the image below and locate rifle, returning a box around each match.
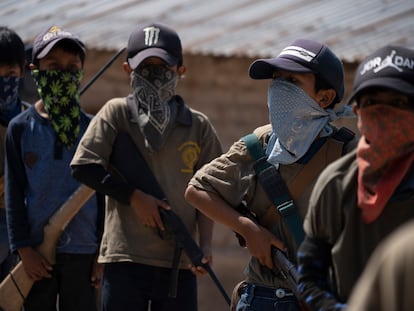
[159,208,231,305]
[109,132,231,306]
[271,247,300,298]
[235,203,304,305]
[0,47,123,311]
[80,47,125,96]
[0,185,95,311]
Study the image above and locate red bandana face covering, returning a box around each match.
[357,105,414,223]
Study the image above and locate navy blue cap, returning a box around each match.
[249,39,345,103]
[127,23,182,69]
[347,45,414,104]
[32,25,85,62]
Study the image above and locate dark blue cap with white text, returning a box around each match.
[127,22,182,69]
[347,45,414,104]
[249,39,345,103]
[32,25,85,62]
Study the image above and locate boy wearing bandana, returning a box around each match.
[5,26,102,311]
[0,26,28,282]
[297,45,414,310]
[70,23,222,311]
[185,39,357,311]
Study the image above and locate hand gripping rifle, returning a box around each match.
[109,132,231,306]
[0,185,95,311]
[235,203,307,308]
[0,48,125,311]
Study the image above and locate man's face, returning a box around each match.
[35,46,82,72]
[0,63,22,77]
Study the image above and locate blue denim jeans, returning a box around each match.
[102,262,197,311]
[24,253,97,311]
[236,283,301,311]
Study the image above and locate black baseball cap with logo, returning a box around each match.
[248,39,345,103]
[347,45,414,104]
[127,22,183,69]
[32,25,85,63]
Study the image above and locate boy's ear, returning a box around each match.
[123,62,132,74]
[317,89,336,108]
[178,65,186,78]
[29,63,36,70]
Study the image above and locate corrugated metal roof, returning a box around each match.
[1,0,413,62]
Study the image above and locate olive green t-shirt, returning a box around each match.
[303,150,414,301]
[189,124,356,287]
[71,97,222,269]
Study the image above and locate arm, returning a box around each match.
[71,163,134,204]
[185,185,284,269]
[297,236,345,311]
[198,212,213,258]
[5,121,31,253]
[72,163,169,230]
[5,119,52,280]
[189,212,213,276]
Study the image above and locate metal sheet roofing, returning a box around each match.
[1,0,413,62]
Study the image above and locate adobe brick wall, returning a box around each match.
[78,50,358,151]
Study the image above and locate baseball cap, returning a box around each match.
[32,25,85,62]
[249,39,345,103]
[127,22,182,69]
[347,45,414,104]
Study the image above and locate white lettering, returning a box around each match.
[279,45,316,63]
[143,27,160,46]
[42,30,73,42]
[395,56,414,70]
[360,57,381,75]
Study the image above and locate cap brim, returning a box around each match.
[346,77,414,105]
[248,57,313,79]
[128,48,178,69]
[37,38,85,59]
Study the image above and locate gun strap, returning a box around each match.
[242,133,305,246]
[242,127,353,246]
[168,241,182,298]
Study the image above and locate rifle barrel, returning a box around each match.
[80,47,126,96]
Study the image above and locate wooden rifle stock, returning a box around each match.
[0,46,123,311]
[0,185,95,311]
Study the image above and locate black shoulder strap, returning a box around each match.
[331,127,355,144]
[241,133,305,246]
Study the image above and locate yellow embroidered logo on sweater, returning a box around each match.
[178,141,200,173]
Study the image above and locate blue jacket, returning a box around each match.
[5,105,100,254]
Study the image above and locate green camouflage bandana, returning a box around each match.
[32,69,83,148]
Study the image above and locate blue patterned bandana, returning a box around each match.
[0,76,20,114]
[266,79,336,166]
